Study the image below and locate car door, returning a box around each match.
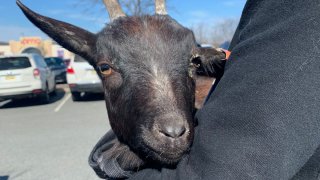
[54,58,66,73]
[34,55,55,91]
[44,57,57,77]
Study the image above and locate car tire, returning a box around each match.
[39,85,50,104]
[51,82,57,96]
[71,92,81,101]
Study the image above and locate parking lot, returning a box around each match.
[0,85,110,180]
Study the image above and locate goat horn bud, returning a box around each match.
[155,0,167,15]
[102,0,126,21]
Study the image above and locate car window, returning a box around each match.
[55,58,62,64]
[0,57,32,70]
[44,58,55,66]
[74,55,86,62]
[45,57,65,66]
[55,58,65,66]
[34,55,47,68]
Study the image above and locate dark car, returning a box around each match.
[44,57,67,83]
[219,41,230,50]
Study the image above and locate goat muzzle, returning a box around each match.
[140,113,192,164]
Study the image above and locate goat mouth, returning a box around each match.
[141,142,189,164]
[152,151,186,165]
[140,126,192,164]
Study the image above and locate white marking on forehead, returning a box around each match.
[151,63,176,102]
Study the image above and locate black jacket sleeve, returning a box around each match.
[89,130,134,179]
[128,0,320,179]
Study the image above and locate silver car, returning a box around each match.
[44,57,67,83]
[67,55,103,101]
[0,54,56,103]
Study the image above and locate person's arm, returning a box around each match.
[89,130,145,179]
[129,0,320,179]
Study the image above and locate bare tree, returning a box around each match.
[77,0,161,17]
[210,18,238,47]
[191,18,238,47]
[76,1,237,47]
[190,22,210,45]
[119,0,154,16]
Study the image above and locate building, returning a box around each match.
[0,37,74,60]
[0,42,11,55]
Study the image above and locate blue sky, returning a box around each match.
[0,0,246,42]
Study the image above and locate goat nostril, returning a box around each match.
[160,125,186,138]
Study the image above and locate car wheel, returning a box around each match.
[39,86,50,104]
[71,92,81,101]
[51,82,57,96]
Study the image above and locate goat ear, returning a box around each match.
[17,0,97,65]
[192,47,226,78]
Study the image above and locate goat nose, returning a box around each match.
[160,124,186,138]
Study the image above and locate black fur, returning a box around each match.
[17,0,225,168]
[96,15,196,164]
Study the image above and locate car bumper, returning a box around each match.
[69,83,104,93]
[0,81,44,101]
[55,72,67,83]
[0,91,43,101]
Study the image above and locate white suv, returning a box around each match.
[0,54,56,103]
[67,55,103,101]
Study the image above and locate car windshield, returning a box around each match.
[44,58,55,66]
[45,57,65,66]
[0,57,32,70]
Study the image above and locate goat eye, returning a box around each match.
[98,64,112,76]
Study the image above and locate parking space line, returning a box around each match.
[54,93,71,112]
[0,99,11,107]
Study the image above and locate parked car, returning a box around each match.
[0,54,56,103]
[44,57,67,83]
[196,43,213,48]
[219,41,230,50]
[67,55,103,101]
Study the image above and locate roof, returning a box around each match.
[0,41,9,46]
[0,53,39,58]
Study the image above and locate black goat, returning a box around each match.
[17,0,225,171]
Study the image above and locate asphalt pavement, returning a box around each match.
[0,85,110,180]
